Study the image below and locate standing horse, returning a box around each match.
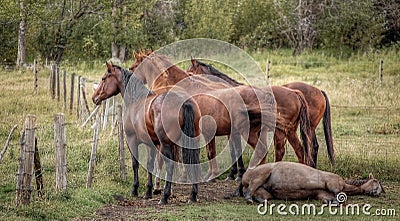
[188,58,333,169]
[92,62,202,204]
[130,52,285,184]
[283,82,334,166]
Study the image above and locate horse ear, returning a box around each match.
[133,51,139,59]
[369,173,375,179]
[191,57,197,65]
[106,61,113,71]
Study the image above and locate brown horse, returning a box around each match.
[130,52,284,184]
[92,62,202,204]
[283,82,334,166]
[187,59,315,176]
[238,161,384,204]
[188,59,333,169]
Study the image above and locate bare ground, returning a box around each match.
[81,179,239,220]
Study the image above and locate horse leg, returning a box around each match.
[246,126,270,169]
[274,129,286,162]
[315,190,337,204]
[227,135,238,180]
[232,133,245,181]
[204,137,219,181]
[159,143,174,205]
[312,132,319,167]
[286,130,305,164]
[144,146,156,199]
[125,133,140,197]
[252,187,273,204]
[154,149,163,195]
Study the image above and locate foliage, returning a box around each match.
[0,0,399,63]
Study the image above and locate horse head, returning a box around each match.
[92,62,124,105]
[361,173,385,196]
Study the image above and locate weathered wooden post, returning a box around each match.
[379,59,383,84]
[16,115,36,206]
[33,59,38,95]
[117,104,126,181]
[80,78,91,118]
[266,59,271,82]
[56,66,60,102]
[77,76,82,119]
[54,113,67,191]
[0,125,18,164]
[87,113,100,188]
[102,99,110,130]
[63,70,67,110]
[69,73,75,115]
[34,138,44,197]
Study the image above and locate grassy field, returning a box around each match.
[0,48,399,220]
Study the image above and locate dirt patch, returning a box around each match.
[88,179,239,220]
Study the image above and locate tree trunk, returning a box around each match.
[111,0,126,63]
[16,0,27,67]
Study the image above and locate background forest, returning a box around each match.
[1,0,400,65]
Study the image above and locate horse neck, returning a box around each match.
[342,182,368,196]
[166,65,189,84]
[200,66,243,87]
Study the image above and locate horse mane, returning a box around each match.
[112,64,153,102]
[345,179,369,186]
[196,60,243,86]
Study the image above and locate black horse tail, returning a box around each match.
[294,90,314,167]
[321,90,334,166]
[181,101,200,183]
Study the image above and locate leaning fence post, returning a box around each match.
[80,78,91,119]
[117,104,126,181]
[0,124,18,164]
[87,113,100,188]
[16,115,36,206]
[54,113,67,192]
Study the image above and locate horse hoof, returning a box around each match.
[246,199,254,204]
[143,194,152,199]
[158,199,168,205]
[131,190,139,197]
[225,176,235,181]
[153,189,162,195]
[188,198,197,204]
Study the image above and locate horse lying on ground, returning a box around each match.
[234,161,384,204]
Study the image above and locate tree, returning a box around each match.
[16,0,27,67]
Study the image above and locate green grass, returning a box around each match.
[1,48,400,220]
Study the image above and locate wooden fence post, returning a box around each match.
[34,138,44,197]
[50,63,56,99]
[0,124,18,164]
[33,59,38,95]
[117,104,126,181]
[77,76,81,119]
[69,73,75,115]
[54,113,67,192]
[16,115,36,206]
[379,59,383,84]
[87,113,100,188]
[266,59,271,82]
[56,66,60,102]
[80,78,91,118]
[102,99,110,130]
[63,70,67,110]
